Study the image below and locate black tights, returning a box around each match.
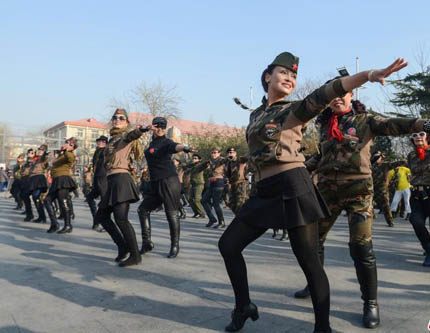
[97,202,139,254]
[219,218,330,331]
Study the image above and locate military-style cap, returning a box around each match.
[112,108,128,119]
[65,137,78,149]
[226,147,236,153]
[152,116,167,128]
[211,147,221,152]
[96,135,108,143]
[17,153,25,159]
[192,153,202,159]
[38,144,48,151]
[270,52,299,73]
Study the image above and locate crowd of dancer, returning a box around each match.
[4,52,430,333]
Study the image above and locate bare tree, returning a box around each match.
[131,81,182,118]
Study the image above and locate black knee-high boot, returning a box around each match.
[294,240,325,298]
[86,196,98,228]
[44,198,60,233]
[58,198,73,234]
[101,215,129,262]
[349,241,379,329]
[23,194,33,221]
[138,206,154,254]
[67,195,75,220]
[33,198,47,223]
[166,210,180,258]
[117,221,142,267]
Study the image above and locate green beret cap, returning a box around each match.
[270,52,299,73]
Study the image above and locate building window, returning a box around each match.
[77,129,84,138]
[91,130,98,139]
[90,143,96,149]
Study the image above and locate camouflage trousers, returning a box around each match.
[228,181,249,215]
[318,178,374,245]
[373,185,393,225]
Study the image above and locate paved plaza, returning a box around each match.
[0,195,429,333]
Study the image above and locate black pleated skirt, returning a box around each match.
[237,167,330,230]
[10,179,22,196]
[28,174,48,193]
[100,173,140,208]
[49,175,77,194]
[20,176,32,195]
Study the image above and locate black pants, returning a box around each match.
[219,218,330,331]
[86,176,108,220]
[409,195,430,250]
[139,176,181,213]
[202,185,224,222]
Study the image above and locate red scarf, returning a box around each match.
[327,108,351,142]
[417,145,429,161]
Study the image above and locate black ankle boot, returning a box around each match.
[206,219,217,228]
[138,207,154,254]
[294,285,310,298]
[47,222,60,233]
[214,220,225,229]
[166,210,180,258]
[24,214,34,222]
[363,300,380,328]
[115,247,130,263]
[225,302,259,332]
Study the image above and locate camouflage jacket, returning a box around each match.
[306,111,425,180]
[225,156,248,184]
[246,78,346,181]
[104,129,143,176]
[194,157,227,180]
[372,160,405,189]
[408,147,430,186]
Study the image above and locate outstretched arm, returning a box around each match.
[341,58,408,91]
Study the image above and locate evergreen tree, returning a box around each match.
[389,66,430,118]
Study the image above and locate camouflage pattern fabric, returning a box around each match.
[315,112,423,178]
[318,177,374,245]
[246,79,346,177]
[408,147,430,186]
[228,181,249,215]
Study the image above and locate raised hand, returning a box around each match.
[368,58,408,85]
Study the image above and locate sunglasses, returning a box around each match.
[65,141,74,146]
[211,151,219,154]
[192,157,200,159]
[411,132,426,139]
[112,115,127,121]
[153,124,166,129]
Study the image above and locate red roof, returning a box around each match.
[43,114,243,137]
[44,118,107,134]
[128,112,242,136]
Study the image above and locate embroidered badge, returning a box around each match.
[347,127,357,136]
[292,64,298,71]
[265,123,279,138]
[149,148,155,154]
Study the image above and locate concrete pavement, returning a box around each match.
[0,195,429,333]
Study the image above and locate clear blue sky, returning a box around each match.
[1,0,429,132]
